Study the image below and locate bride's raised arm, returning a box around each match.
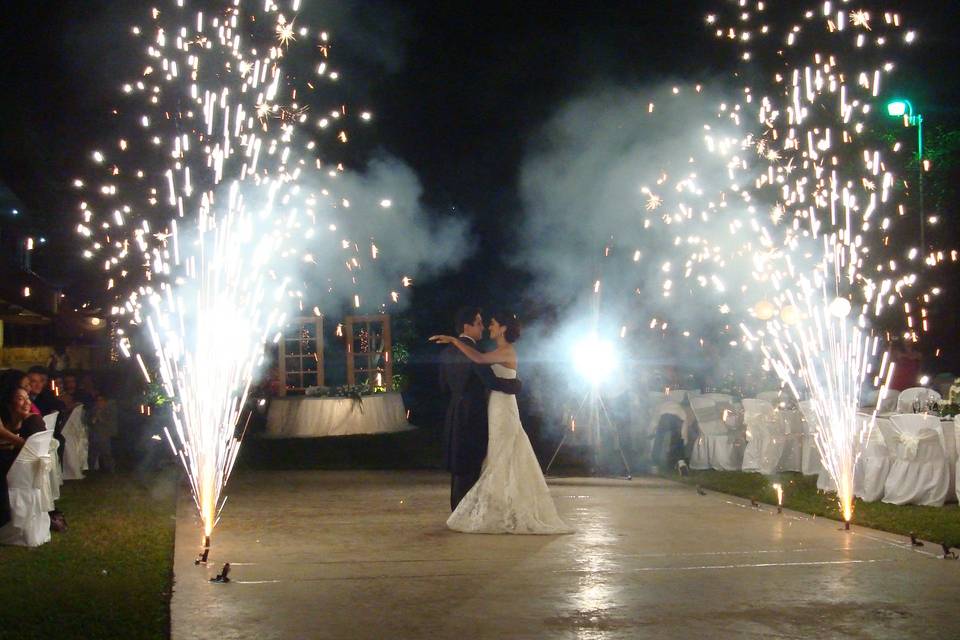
[429,335,509,365]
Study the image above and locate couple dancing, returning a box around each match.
[432,308,572,535]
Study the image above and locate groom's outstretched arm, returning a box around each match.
[473,363,522,395]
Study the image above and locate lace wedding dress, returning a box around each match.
[447,364,573,534]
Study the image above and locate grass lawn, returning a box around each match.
[0,471,177,640]
[0,428,440,640]
[673,469,960,547]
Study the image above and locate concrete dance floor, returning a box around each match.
[172,471,960,639]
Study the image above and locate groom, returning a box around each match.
[439,307,522,510]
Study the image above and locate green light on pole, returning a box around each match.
[886,100,908,117]
[885,97,925,250]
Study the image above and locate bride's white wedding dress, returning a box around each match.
[447,364,573,534]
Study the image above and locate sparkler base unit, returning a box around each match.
[545,387,632,480]
[195,535,211,565]
[210,563,231,583]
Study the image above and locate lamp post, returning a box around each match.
[886,99,925,251]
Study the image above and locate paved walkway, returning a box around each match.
[172,471,960,639]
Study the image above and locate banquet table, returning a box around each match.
[265,392,411,438]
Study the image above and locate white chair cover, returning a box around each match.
[757,391,782,405]
[47,438,62,504]
[877,389,900,413]
[701,393,733,404]
[955,415,960,504]
[879,414,950,506]
[740,399,784,475]
[42,411,62,501]
[42,411,58,431]
[854,414,890,502]
[61,405,88,481]
[651,401,690,443]
[816,467,837,492]
[0,430,54,547]
[776,409,804,473]
[689,398,742,471]
[648,391,665,404]
[798,401,824,476]
[896,387,942,414]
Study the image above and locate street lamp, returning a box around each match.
[886,98,925,250]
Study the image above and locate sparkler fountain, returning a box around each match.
[546,279,632,479]
[515,1,948,525]
[705,0,933,526]
[73,0,376,559]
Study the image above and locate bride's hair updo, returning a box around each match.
[490,311,522,343]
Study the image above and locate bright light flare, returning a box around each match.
[572,334,619,385]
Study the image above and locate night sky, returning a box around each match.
[1,0,958,331]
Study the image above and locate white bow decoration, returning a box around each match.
[34,456,53,489]
[899,432,921,459]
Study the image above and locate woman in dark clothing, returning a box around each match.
[0,382,47,527]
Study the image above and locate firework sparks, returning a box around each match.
[72,1,378,542]
[703,0,934,523]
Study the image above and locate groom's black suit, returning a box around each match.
[439,336,521,510]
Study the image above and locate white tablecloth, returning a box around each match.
[265,393,411,438]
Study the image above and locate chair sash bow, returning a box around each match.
[899,432,921,459]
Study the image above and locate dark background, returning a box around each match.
[1,0,958,357]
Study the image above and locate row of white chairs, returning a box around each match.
[818,413,957,507]
[0,406,87,547]
[646,390,958,508]
[655,385,941,414]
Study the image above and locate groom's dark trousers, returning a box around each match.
[451,469,481,512]
[439,338,522,511]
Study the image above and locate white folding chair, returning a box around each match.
[664,389,691,403]
[689,398,742,471]
[701,393,734,404]
[740,399,783,475]
[0,430,54,547]
[61,405,88,481]
[757,391,782,405]
[854,414,891,502]
[896,387,941,414]
[877,389,900,413]
[880,414,950,506]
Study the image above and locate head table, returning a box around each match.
[264,392,411,438]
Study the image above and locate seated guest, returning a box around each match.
[0,370,41,416]
[0,382,47,528]
[28,365,60,416]
[86,387,118,473]
[47,346,71,377]
[59,372,80,413]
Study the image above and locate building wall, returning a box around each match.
[0,345,112,372]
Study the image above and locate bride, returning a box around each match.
[430,313,572,535]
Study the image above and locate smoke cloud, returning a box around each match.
[509,80,775,414]
[297,153,472,314]
[513,81,759,342]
